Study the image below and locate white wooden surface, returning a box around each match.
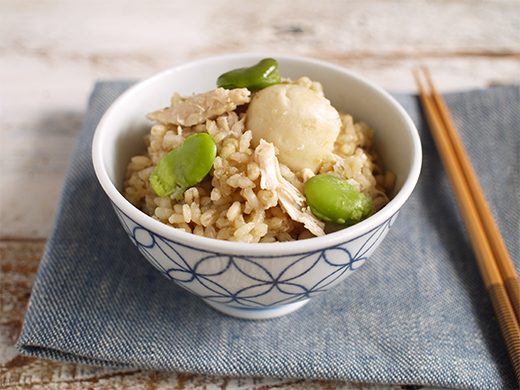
[1,1,519,389]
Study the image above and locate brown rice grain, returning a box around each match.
[150,124,168,137]
[266,216,284,231]
[237,233,254,243]
[246,162,261,181]
[169,214,186,224]
[226,174,254,189]
[190,203,202,225]
[241,188,261,210]
[155,207,174,220]
[182,204,192,223]
[220,142,237,160]
[150,139,162,152]
[277,232,294,242]
[234,222,255,239]
[128,156,152,170]
[193,225,205,236]
[217,227,233,241]
[260,235,277,243]
[201,196,212,207]
[200,209,219,227]
[177,223,192,234]
[154,197,171,208]
[204,225,217,239]
[298,230,316,240]
[184,187,199,204]
[162,131,183,150]
[253,222,268,237]
[226,201,242,221]
[257,189,278,208]
[229,152,251,164]
[210,187,222,202]
[250,209,266,224]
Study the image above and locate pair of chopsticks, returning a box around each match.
[413,67,520,382]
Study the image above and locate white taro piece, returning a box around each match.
[246,84,342,173]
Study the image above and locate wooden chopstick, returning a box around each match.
[421,67,520,322]
[413,67,520,383]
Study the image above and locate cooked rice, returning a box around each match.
[123,77,394,243]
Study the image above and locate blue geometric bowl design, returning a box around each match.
[112,204,398,316]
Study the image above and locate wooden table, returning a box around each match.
[1,1,519,389]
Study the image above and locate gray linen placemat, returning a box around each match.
[16,82,519,390]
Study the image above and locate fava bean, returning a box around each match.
[304,174,373,226]
[217,58,281,90]
[149,133,217,199]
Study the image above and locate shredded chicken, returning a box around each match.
[146,88,250,127]
[254,140,326,237]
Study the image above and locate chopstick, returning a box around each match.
[422,67,520,321]
[413,67,520,382]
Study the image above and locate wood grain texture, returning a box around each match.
[1,0,519,240]
[1,0,518,388]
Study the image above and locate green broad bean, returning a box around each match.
[217,58,281,90]
[304,174,373,226]
[149,133,217,199]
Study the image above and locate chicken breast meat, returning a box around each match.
[147,87,251,127]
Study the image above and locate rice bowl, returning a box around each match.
[92,53,422,319]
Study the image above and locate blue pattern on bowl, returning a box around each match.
[112,203,398,310]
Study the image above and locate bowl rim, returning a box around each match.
[92,52,422,255]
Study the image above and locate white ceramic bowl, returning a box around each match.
[92,53,422,319]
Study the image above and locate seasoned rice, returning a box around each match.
[123,77,394,243]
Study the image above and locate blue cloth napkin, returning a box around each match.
[16,82,519,390]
